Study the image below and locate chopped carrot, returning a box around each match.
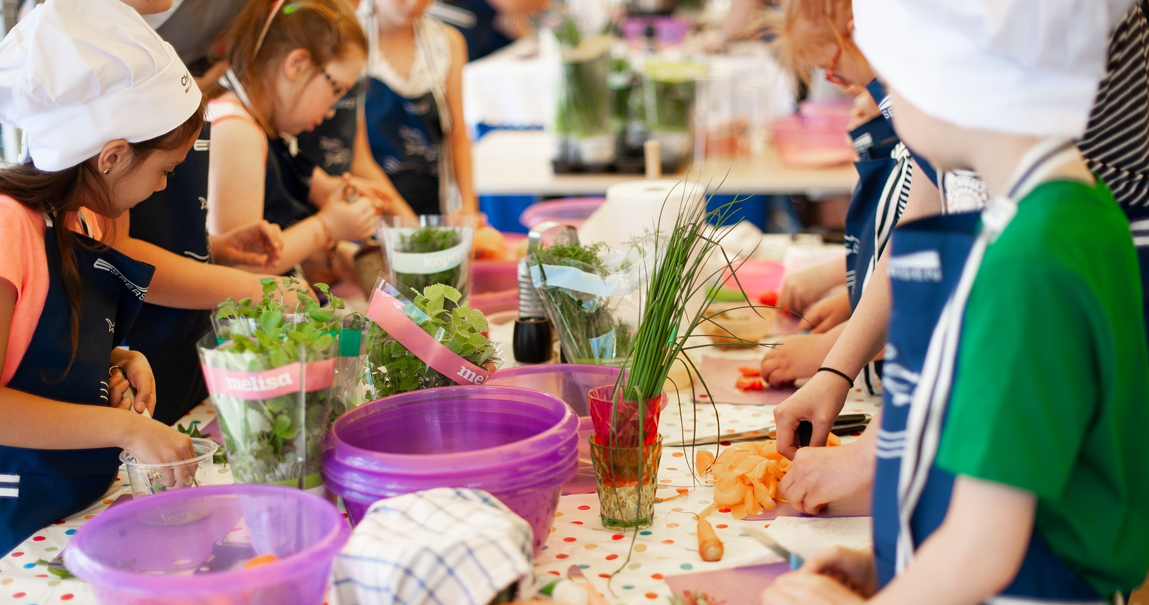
[696,450,715,475]
[738,366,760,377]
[827,433,842,446]
[735,376,767,391]
[243,554,279,570]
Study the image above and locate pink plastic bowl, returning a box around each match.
[770,115,856,168]
[65,484,349,605]
[471,259,519,315]
[519,197,606,231]
[722,259,786,298]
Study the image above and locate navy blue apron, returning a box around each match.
[843,79,911,394]
[126,124,212,425]
[264,136,320,230]
[295,81,362,179]
[0,223,155,554]
[869,79,939,189]
[428,0,512,61]
[363,77,443,216]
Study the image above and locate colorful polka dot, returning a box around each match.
[64,530,76,536]
[563,537,577,543]
[12,592,24,598]
[1,579,12,586]
[60,594,73,601]
[584,544,597,550]
[634,544,648,553]
[31,537,44,542]
[639,530,652,536]
[555,554,569,560]
[605,554,618,561]
[10,552,22,558]
[645,592,659,599]
[715,524,728,529]
[611,534,625,541]
[21,564,34,570]
[662,539,675,544]
[680,563,694,570]
[650,573,664,580]
[577,505,591,511]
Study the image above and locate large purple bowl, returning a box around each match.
[324,385,578,555]
[65,484,349,605]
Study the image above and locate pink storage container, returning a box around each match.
[798,99,853,130]
[471,259,518,314]
[722,259,786,299]
[770,115,856,168]
[520,197,606,231]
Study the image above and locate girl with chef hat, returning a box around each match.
[208,0,382,283]
[762,0,1149,604]
[0,0,204,554]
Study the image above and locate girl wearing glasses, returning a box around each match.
[207,0,381,282]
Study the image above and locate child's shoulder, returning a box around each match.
[994,179,1130,269]
[0,195,45,235]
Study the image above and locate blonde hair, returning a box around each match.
[763,0,865,84]
[222,0,368,136]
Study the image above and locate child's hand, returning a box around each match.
[760,332,837,387]
[108,350,155,415]
[772,373,852,459]
[799,547,877,598]
[780,262,845,314]
[761,570,866,605]
[318,192,377,241]
[802,291,851,334]
[123,417,196,487]
[780,442,873,514]
[212,220,285,269]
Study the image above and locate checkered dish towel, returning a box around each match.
[333,488,535,605]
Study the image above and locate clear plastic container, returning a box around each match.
[120,437,219,498]
[770,115,856,168]
[323,385,578,555]
[471,260,519,315]
[65,484,349,605]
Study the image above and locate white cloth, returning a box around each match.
[854,0,1133,138]
[358,7,451,98]
[0,0,200,171]
[333,488,534,605]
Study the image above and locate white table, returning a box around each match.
[473,130,859,197]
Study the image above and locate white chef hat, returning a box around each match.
[0,0,202,171]
[854,0,1132,138]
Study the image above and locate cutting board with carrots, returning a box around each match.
[694,357,798,405]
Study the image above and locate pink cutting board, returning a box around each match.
[743,491,871,521]
[665,562,790,605]
[694,357,798,405]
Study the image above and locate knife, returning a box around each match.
[666,413,870,447]
[744,527,804,570]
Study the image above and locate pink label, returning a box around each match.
[201,358,335,400]
[366,289,492,386]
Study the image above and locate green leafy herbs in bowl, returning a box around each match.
[198,279,344,489]
[358,283,500,400]
[379,217,475,299]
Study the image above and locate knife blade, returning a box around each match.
[666,413,870,447]
[744,527,803,570]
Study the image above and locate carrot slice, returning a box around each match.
[738,366,761,377]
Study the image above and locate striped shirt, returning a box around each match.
[1079,1,1149,208]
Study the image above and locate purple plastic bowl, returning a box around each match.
[487,365,623,497]
[519,197,606,231]
[324,386,578,554]
[64,484,349,605]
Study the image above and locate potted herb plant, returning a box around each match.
[643,60,704,169]
[198,279,344,493]
[552,16,617,168]
[589,186,764,528]
[346,280,501,403]
[379,214,476,300]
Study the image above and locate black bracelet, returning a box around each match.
[818,366,855,387]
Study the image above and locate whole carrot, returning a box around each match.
[697,516,724,562]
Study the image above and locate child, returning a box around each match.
[357,0,478,216]
[0,0,199,554]
[758,0,930,390]
[763,0,1149,603]
[209,0,379,282]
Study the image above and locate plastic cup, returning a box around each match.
[120,437,218,498]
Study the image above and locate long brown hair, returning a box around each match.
[762,0,865,84]
[0,97,206,380]
[222,0,368,136]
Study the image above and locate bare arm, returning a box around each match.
[444,27,478,214]
[773,161,943,457]
[108,214,268,309]
[870,476,1033,605]
[208,116,338,273]
[0,280,192,462]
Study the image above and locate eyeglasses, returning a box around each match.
[320,67,349,98]
[824,45,847,86]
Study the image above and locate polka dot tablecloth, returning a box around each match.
[0,381,880,605]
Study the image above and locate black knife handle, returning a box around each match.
[797,421,813,447]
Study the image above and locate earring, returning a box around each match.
[103,168,110,175]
